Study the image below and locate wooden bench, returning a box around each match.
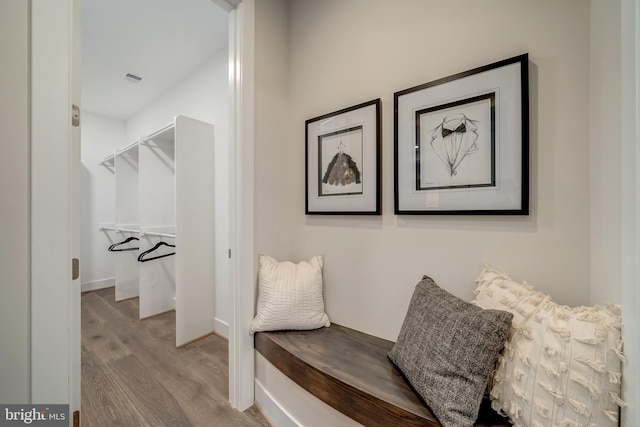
[255,323,511,427]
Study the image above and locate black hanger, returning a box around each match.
[137,241,176,263]
[108,236,139,252]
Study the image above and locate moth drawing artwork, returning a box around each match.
[429,113,479,177]
[305,98,380,214]
[322,140,362,186]
[318,125,364,197]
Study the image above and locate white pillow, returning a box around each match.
[473,267,625,427]
[250,254,330,334]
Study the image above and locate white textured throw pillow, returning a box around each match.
[249,254,330,334]
[473,267,625,427]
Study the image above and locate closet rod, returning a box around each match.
[116,227,139,234]
[141,231,176,239]
[99,153,115,166]
[98,225,116,231]
[142,123,175,142]
[116,140,139,155]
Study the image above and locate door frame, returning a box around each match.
[212,0,257,411]
[28,0,257,417]
[227,0,256,411]
[30,0,81,416]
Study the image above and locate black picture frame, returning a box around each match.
[306,99,381,215]
[394,54,529,215]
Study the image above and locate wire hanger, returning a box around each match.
[137,241,176,263]
[108,236,139,252]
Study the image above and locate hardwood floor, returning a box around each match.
[81,287,272,427]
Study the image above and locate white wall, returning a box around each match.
[253,1,637,425]
[0,0,30,403]
[285,0,593,342]
[590,0,622,305]
[80,113,123,291]
[125,50,228,142]
[620,0,639,424]
[254,0,292,262]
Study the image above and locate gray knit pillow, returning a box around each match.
[388,276,513,427]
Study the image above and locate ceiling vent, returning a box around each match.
[123,72,143,83]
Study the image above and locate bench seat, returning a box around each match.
[255,323,511,427]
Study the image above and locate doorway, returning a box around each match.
[79,0,243,424]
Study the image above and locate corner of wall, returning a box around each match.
[620,0,639,424]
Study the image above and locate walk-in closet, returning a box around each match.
[98,117,215,346]
[79,0,257,425]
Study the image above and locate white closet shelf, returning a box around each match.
[101,116,214,347]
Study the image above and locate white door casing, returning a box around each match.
[227,0,257,410]
[70,0,82,416]
[31,0,81,420]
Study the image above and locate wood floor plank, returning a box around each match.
[81,296,132,364]
[107,354,194,427]
[108,319,237,423]
[81,346,151,427]
[244,406,276,427]
[82,287,272,427]
[191,334,229,366]
[184,352,229,398]
[94,288,140,321]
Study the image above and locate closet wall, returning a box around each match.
[80,114,124,291]
[80,47,231,337]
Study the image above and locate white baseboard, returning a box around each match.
[254,379,300,427]
[254,353,362,427]
[81,277,115,293]
[214,317,229,339]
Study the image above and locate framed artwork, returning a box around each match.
[306,98,381,214]
[394,54,529,215]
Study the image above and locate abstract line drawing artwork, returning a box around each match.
[415,93,495,191]
[318,125,364,197]
[429,113,479,177]
[394,53,528,214]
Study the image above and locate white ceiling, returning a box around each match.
[81,0,228,120]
